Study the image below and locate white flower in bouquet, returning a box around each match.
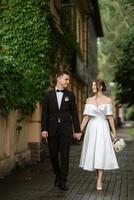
[113,138,126,152]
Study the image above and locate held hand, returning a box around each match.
[73,133,82,141]
[77,133,82,140]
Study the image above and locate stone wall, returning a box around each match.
[0,111,31,178]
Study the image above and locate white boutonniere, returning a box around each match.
[65,96,69,102]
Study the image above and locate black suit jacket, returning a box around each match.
[41,89,81,137]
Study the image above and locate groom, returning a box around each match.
[41,71,81,191]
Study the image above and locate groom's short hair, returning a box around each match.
[53,70,70,86]
[55,71,70,80]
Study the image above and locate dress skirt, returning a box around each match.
[79,117,119,171]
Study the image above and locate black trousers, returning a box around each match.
[48,126,71,181]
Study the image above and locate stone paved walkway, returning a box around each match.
[0,126,134,200]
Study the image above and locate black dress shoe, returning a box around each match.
[59,181,69,191]
[55,176,61,187]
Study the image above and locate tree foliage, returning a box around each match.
[99,0,134,107]
[114,0,134,106]
[114,29,134,106]
[98,0,133,82]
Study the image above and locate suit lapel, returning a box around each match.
[51,90,59,111]
[52,89,68,111]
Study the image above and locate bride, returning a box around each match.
[79,79,119,191]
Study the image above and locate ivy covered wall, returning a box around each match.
[0,0,55,116]
[0,0,80,117]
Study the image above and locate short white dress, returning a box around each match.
[79,103,119,171]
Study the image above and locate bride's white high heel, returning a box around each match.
[96,179,103,191]
[96,184,103,191]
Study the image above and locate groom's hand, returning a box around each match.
[41,131,48,143]
[41,131,48,138]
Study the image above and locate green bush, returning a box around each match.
[125,106,134,121]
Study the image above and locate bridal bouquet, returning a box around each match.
[113,138,126,152]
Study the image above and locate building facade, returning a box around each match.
[57,0,103,120]
[0,0,103,177]
[28,0,103,161]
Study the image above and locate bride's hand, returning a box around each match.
[77,133,82,140]
[73,133,82,140]
[111,133,117,141]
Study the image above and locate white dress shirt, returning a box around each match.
[55,87,64,123]
[55,87,64,109]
